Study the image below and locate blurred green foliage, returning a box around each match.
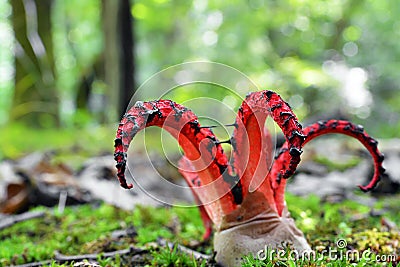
[132,0,400,137]
[0,0,399,137]
[0,123,115,161]
[52,0,104,126]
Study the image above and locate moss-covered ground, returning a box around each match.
[0,192,399,266]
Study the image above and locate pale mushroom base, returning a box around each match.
[213,207,311,266]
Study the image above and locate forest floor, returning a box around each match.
[0,124,399,266]
[1,193,399,266]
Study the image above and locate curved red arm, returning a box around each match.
[271,119,385,214]
[178,156,213,240]
[231,91,305,202]
[114,100,239,224]
[304,120,384,191]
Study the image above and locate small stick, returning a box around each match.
[54,246,138,262]
[215,139,232,145]
[57,190,68,214]
[200,123,237,129]
[0,210,46,231]
[12,260,52,267]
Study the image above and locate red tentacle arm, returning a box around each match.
[269,142,290,216]
[304,120,384,191]
[271,119,385,215]
[114,100,239,225]
[178,156,213,240]
[231,91,305,202]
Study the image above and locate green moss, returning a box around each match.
[1,194,399,266]
[0,203,206,266]
[351,229,399,255]
[151,243,206,267]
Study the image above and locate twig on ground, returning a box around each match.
[11,260,53,267]
[0,210,46,230]
[54,246,140,262]
[10,246,144,267]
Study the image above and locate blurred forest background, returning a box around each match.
[0,0,399,160]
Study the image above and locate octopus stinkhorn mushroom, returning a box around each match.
[114,90,384,266]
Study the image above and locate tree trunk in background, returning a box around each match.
[10,0,59,127]
[101,0,135,122]
[119,0,135,117]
